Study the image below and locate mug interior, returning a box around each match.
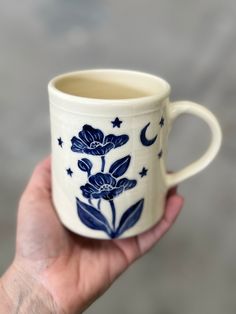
[52,69,170,101]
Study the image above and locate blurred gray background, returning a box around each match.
[0,0,235,313]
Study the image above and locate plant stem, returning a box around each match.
[101,156,105,172]
[109,200,116,230]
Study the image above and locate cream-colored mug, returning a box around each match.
[48,69,222,239]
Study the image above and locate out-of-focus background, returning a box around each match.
[0,0,235,313]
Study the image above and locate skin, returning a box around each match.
[0,157,184,313]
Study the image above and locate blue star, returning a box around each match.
[139,167,148,178]
[66,168,73,177]
[111,117,123,128]
[159,117,165,128]
[58,137,63,147]
[158,149,163,159]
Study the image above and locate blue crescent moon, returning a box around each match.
[140,122,158,146]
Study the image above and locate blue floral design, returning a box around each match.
[71,124,128,156]
[71,123,144,238]
[81,172,137,200]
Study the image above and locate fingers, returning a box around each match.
[166,185,177,198]
[20,156,52,203]
[136,193,184,255]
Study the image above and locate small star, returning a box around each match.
[139,167,148,178]
[111,117,123,128]
[158,149,163,159]
[66,168,73,177]
[159,117,165,128]
[57,137,63,147]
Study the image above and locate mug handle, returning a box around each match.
[166,101,222,188]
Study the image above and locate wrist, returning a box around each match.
[1,263,63,313]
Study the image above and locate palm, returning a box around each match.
[15,158,183,313]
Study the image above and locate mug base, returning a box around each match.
[52,178,164,240]
[58,213,163,240]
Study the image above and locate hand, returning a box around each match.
[1,157,183,313]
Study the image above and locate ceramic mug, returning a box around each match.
[48,69,222,239]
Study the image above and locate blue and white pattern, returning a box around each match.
[62,113,166,238]
[71,124,144,238]
[71,124,128,156]
[140,122,158,146]
[81,172,137,201]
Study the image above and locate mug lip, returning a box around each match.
[48,69,171,116]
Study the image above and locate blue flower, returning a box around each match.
[71,125,129,156]
[81,172,137,200]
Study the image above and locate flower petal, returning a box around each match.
[89,126,104,143]
[80,183,98,198]
[79,125,104,145]
[89,172,116,188]
[109,186,124,198]
[104,134,129,148]
[117,178,137,190]
[93,187,124,200]
[71,137,87,152]
[84,143,114,155]
[91,191,104,199]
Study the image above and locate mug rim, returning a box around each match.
[48,69,171,115]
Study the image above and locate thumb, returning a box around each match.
[20,156,52,206]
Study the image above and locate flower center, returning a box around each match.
[90,141,100,148]
[100,184,113,192]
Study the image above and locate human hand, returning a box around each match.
[0,157,183,313]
